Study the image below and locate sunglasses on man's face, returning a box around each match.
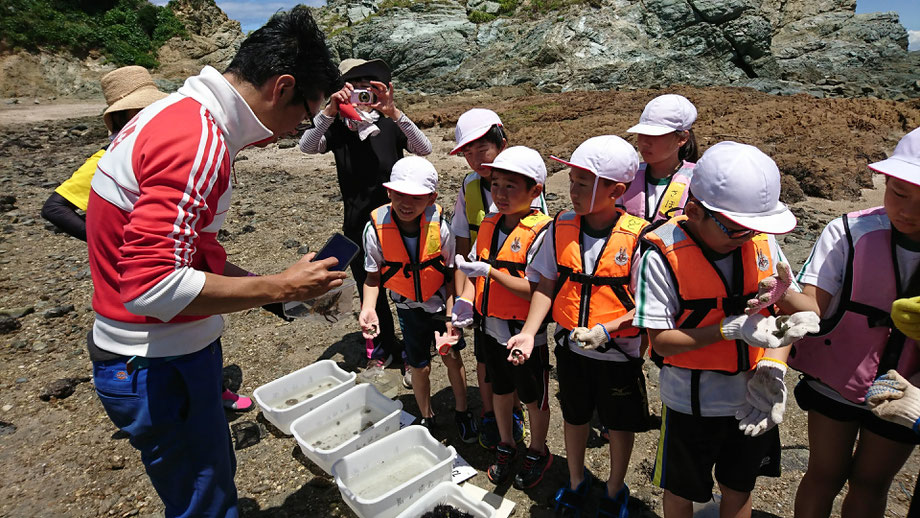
[702,206,755,239]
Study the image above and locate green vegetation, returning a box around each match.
[0,0,187,68]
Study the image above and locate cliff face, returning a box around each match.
[314,0,919,99]
[0,0,245,98]
[154,0,245,82]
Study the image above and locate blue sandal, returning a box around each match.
[596,483,629,518]
[554,468,592,517]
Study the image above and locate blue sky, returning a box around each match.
[153,0,919,50]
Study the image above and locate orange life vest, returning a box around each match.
[474,210,552,320]
[552,209,648,337]
[370,203,446,302]
[643,216,774,374]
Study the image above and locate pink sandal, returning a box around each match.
[222,388,254,411]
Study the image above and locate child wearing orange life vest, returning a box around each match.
[506,136,651,517]
[357,156,477,441]
[633,142,820,518]
[789,127,920,518]
[452,146,553,489]
[619,94,699,226]
[449,108,546,448]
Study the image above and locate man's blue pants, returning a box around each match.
[92,340,238,517]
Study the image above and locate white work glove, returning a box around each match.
[735,358,787,436]
[721,311,820,349]
[434,328,461,356]
[455,254,491,278]
[866,370,920,432]
[451,297,475,328]
[569,324,610,351]
[745,262,794,315]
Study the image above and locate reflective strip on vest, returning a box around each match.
[474,210,551,320]
[552,209,648,335]
[621,162,694,224]
[789,206,920,403]
[464,174,487,243]
[644,216,773,374]
[371,203,446,302]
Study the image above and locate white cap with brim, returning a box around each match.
[691,141,797,235]
[450,108,503,155]
[482,146,547,184]
[550,135,639,182]
[383,156,439,195]
[868,126,920,187]
[627,94,697,136]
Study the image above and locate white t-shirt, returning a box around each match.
[363,216,455,313]
[450,173,548,239]
[469,216,548,346]
[633,233,795,417]
[526,219,642,362]
[615,172,670,221]
[797,215,920,407]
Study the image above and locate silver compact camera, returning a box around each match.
[349,89,376,105]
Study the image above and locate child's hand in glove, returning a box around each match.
[569,324,610,350]
[736,358,787,436]
[451,297,475,328]
[891,296,920,340]
[455,254,491,278]
[867,370,920,432]
[745,262,794,315]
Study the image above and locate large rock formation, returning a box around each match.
[314,0,920,99]
[155,0,245,83]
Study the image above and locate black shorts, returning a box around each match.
[652,405,781,503]
[794,379,920,445]
[481,332,550,409]
[554,344,650,431]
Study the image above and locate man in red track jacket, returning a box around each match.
[85,8,344,517]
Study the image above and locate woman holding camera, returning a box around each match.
[299,59,432,386]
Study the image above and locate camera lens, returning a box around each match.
[358,92,370,103]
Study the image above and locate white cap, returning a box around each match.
[690,141,796,235]
[482,146,547,184]
[869,126,920,187]
[450,108,503,155]
[383,156,438,195]
[550,135,639,182]
[627,94,697,136]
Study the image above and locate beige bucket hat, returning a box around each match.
[101,66,168,133]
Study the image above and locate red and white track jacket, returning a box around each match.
[87,66,273,357]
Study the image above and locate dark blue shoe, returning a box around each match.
[596,483,629,518]
[479,411,500,450]
[554,468,591,517]
[512,406,527,443]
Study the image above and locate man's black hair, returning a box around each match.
[225,6,340,103]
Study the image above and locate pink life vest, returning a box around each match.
[789,206,920,404]
[620,161,694,224]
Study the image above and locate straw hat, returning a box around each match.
[101,66,168,133]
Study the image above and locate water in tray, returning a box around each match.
[266,376,341,409]
[345,448,438,501]
[302,405,389,451]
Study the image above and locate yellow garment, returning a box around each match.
[892,296,920,340]
[55,149,105,211]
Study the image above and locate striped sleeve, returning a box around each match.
[119,105,229,321]
[395,113,432,156]
[299,112,334,154]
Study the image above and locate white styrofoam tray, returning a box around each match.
[332,425,456,518]
[253,359,356,435]
[395,481,496,518]
[291,383,403,474]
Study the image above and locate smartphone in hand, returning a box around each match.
[313,233,360,272]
